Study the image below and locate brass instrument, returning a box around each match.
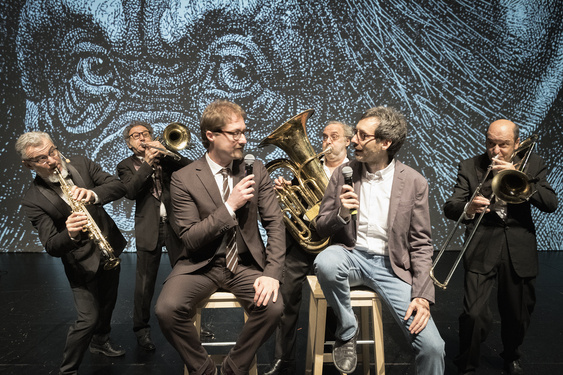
[55,168,121,270]
[258,109,331,254]
[141,122,191,161]
[430,134,538,289]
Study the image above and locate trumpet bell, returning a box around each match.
[163,122,190,151]
[491,169,534,204]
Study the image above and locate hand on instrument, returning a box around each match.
[491,157,516,172]
[66,212,88,239]
[340,184,359,217]
[404,297,431,335]
[466,195,491,215]
[273,176,291,191]
[144,141,165,166]
[227,175,255,211]
[253,275,279,307]
[70,186,95,204]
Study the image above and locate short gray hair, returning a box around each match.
[122,120,153,141]
[325,120,354,139]
[15,131,54,160]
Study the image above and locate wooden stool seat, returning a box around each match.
[305,275,385,375]
[184,291,258,375]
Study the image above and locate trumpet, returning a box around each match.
[54,168,120,270]
[141,122,191,161]
[430,135,538,289]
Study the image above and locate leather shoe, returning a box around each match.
[220,357,235,375]
[89,339,126,357]
[264,359,294,375]
[504,360,524,375]
[136,330,156,351]
[332,323,358,374]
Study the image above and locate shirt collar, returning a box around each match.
[205,153,233,176]
[364,159,395,182]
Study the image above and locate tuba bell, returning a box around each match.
[258,109,331,254]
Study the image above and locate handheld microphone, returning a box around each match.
[342,166,357,220]
[244,154,255,176]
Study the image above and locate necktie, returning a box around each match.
[220,168,238,273]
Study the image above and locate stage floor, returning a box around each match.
[1,251,562,375]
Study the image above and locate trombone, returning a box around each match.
[430,134,538,289]
[141,122,191,161]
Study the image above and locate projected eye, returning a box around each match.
[76,55,115,87]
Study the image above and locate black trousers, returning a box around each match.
[133,221,166,333]
[455,239,536,372]
[273,235,316,362]
[60,264,120,375]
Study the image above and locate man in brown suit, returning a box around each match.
[313,106,445,374]
[155,100,285,375]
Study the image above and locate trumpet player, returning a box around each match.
[117,120,191,351]
[444,120,558,375]
[16,131,127,375]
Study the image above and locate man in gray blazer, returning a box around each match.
[17,131,127,375]
[155,100,285,375]
[313,106,445,374]
[117,120,191,351]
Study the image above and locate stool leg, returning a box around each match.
[314,299,327,375]
[360,306,370,375]
[305,289,319,375]
[372,298,385,375]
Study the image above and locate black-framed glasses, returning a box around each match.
[128,131,152,140]
[216,129,252,141]
[26,146,59,164]
[353,129,377,142]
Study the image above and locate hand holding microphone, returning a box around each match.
[341,166,358,221]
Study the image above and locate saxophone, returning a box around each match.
[55,168,121,270]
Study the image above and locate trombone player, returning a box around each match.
[117,120,191,351]
[444,119,558,375]
[17,131,127,375]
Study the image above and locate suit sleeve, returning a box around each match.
[527,154,558,213]
[443,160,473,222]
[84,157,126,204]
[116,159,154,200]
[316,170,347,238]
[255,162,285,280]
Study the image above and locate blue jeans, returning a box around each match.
[314,245,445,375]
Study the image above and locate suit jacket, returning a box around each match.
[116,155,190,262]
[168,156,285,281]
[22,156,127,284]
[316,159,436,304]
[443,152,557,277]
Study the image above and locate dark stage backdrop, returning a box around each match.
[1,0,562,252]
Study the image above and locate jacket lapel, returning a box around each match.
[35,177,71,217]
[195,158,224,208]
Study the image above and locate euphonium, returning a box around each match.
[258,109,331,254]
[54,168,120,270]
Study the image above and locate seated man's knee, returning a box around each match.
[313,246,345,283]
[155,295,194,330]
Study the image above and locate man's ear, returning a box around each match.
[381,139,392,150]
[205,130,215,144]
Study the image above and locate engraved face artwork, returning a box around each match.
[6,0,563,251]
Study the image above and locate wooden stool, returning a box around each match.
[305,275,385,375]
[184,291,258,375]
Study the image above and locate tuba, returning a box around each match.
[54,168,120,270]
[141,122,191,161]
[258,109,331,254]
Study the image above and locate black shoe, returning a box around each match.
[136,330,156,351]
[504,360,524,375]
[264,359,294,375]
[89,339,126,357]
[332,322,358,374]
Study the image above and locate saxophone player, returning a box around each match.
[16,131,127,375]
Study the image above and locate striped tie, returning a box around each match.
[220,168,238,273]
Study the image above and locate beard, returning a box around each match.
[43,159,70,184]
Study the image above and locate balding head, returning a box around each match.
[485,119,520,162]
[487,119,519,141]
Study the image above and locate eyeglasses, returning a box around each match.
[353,129,377,142]
[128,131,152,140]
[216,129,252,141]
[26,147,59,164]
[322,133,343,142]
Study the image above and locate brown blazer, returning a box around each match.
[316,159,436,304]
[167,156,285,281]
